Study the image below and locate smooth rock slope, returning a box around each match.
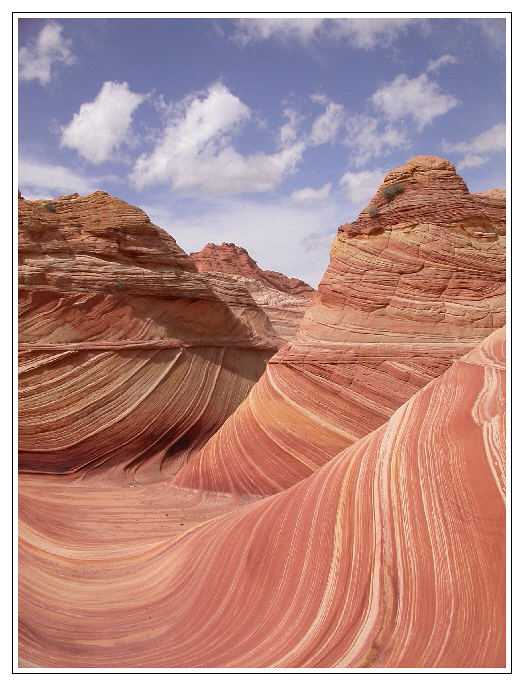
[19,327,506,668]
[174,156,506,496]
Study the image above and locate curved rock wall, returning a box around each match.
[18,192,280,482]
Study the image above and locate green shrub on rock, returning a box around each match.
[381,184,404,201]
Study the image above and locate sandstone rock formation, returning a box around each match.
[190,242,314,339]
[18,192,280,483]
[19,327,506,668]
[18,156,506,669]
[174,156,505,496]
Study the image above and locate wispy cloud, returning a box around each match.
[60,81,146,164]
[144,195,348,287]
[279,106,303,147]
[442,123,506,155]
[426,54,458,73]
[19,22,75,85]
[455,154,490,170]
[309,95,345,146]
[232,18,324,47]
[371,72,459,131]
[308,94,410,164]
[18,157,116,199]
[129,82,305,195]
[301,230,335,252]
[344,113,410,166]
[231,18,418,50]
[477,18,506,54]
[442,123,505,170]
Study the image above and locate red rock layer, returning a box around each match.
[174,157,505,496]
[18,192,280,483]
[19,327,506,668]
[190,242,315,298]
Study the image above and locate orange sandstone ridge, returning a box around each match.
[174,156,505,496]
[18,191,281,483]
[19,327,506,667]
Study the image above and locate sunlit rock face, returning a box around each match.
[174,157,505,496]
[19,327,506,668]
[18,192,280,483]
[190,242,314,339]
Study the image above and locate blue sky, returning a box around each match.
[17,15,507,286]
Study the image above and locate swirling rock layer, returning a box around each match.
[18,192,280,482]
[174,157,506,496]
[19,327,506,668]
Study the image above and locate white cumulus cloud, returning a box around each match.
[19,22,75,85]
[60,81,146,164]
[339,168,385,204]
[129,82,305,195]
[371,73,459,131]
[291,183,332,205]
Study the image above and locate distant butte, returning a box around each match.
[190,242,315,298]
[190,241,315,339]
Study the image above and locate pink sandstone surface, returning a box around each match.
[197,271,313,341]
[19,326,506,667]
